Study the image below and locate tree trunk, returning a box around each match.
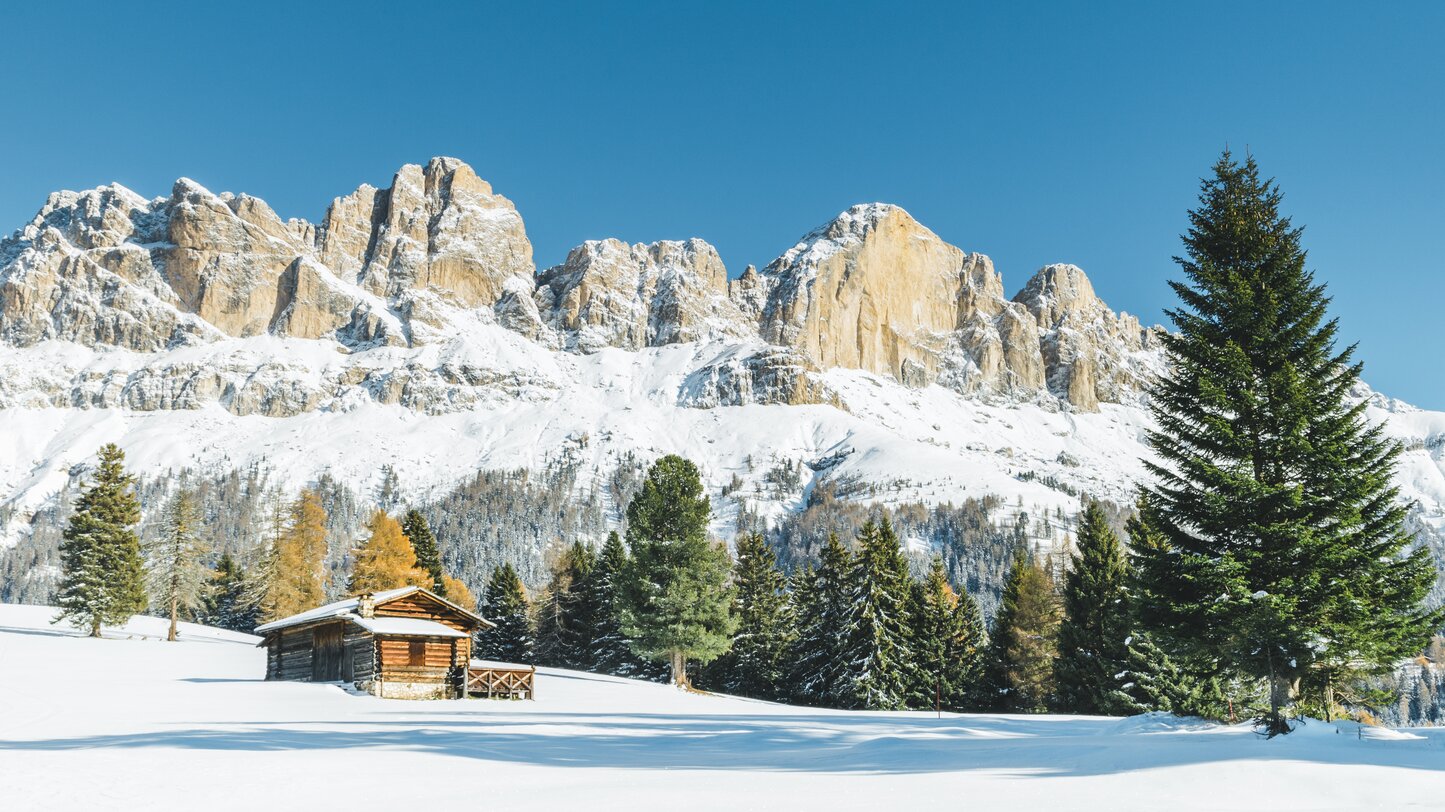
[1324,673,1334,723]
[168,595,179,642]
[1267,670,1294,736]
[89,617,102,638]
[670,651,687,687]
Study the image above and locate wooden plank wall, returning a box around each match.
[342,625,375,684]
[377,637,454,682]
[271,626,318,681]
[375,594,474,662]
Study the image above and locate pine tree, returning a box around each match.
[1054,501,1135,714]
[789,533,853,706]
[912,557,987,712]
[837,519,914,710]
[475,562,535,663]
[617,455,737,686]
[145,489,209,641]
[200,552,259,633]
[586,532,663,680]
[710,533,794,700]
[348,510,430,595]
[1135,151,1442,735]
[984,546,1061,712]
[261,489,329,620]
[55,444,147,637]
[401,509,446,596]
[535,541,598,669]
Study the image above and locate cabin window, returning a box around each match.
[408,639,426,666]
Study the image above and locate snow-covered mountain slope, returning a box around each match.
[1,157,1443,565]
[2,603,1441,812]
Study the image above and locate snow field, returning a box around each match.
[1,604,1443,811]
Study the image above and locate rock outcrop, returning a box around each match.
[0,157,538,353]
[751,203,1153,409]
[536,238,750,352]
[0,161,1162,414]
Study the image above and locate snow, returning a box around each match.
[351,616,467,638]
[3,603,1443,811]
[252,586,416,633]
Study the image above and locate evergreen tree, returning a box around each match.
[789,533,853,706]
[711,533,794,700]
[475,562,535,663]
[984,546,1061,712]
[261,489,329,620]
[1108,633,1229,719]
[1054,501,1135,714]
[200,552,259,633]
[145,489,209,641]
[55,444,147,637]
[535,541,598,669]
[348,510,429,595]
[837,519,914,710]
[1135,151,1442,735]
[586,531,664,680]
[617,455,737,686]
[401,509,446,596]
[912,557,987,712]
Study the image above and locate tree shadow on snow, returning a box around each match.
[4,710,1443,777]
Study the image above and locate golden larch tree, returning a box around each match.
[348,510,430,595]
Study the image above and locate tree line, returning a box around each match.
[53,456,476,641]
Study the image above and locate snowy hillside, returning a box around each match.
[1,604,1441,811]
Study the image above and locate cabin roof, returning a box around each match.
[254,586,491,634]
[353,616,468,638]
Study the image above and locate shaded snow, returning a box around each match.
[2,605,1443,811]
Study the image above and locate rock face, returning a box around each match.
[536,238,750,352]
[0,157,537,353]
[753,204,1155,409]
[0,162,1161,415]
[1012,263,1161,411]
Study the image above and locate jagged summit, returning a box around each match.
[0,158,1156,411]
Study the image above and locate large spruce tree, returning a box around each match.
[585,531,663,680]
[710,533,794,700]
[837,519,914,710]
[55,444,147,637]
[618,455,737,686]
[912,557,987,712]
[789,533,853,706]
[476,562,535,663]
[1053,501,1135,714]
[1135,151,1441,735]
[983,546,1061,712]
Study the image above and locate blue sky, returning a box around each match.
[2,2,1441,405]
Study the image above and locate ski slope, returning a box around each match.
[0,605,1441,811]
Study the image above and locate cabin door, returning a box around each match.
[312,625,343,682]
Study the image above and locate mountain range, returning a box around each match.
[2,157,1442,589]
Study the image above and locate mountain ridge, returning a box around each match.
[1,158,1442,595]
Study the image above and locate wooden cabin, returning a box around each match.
[254,586,494,699]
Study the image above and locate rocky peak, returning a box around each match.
[535,236,750,352]
[1011,263,1157,410]
[758,203,974,386]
